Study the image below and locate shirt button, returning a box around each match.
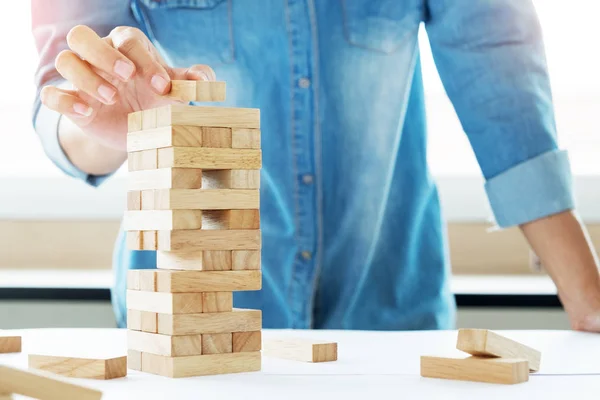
[302,174,314,184]
[300,251,312,260]
[298,78,311,88]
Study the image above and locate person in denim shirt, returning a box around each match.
[31,0,600,332]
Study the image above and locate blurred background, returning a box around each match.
[0,1,598,330]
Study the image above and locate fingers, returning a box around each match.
[582,315,600,332]
[40,86,94,119]
[169,64,216,81]
[67,25,135,82]
[110,27,172,95]
[55,50,118,105]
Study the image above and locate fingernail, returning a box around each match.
[98,85,116,103]
[73,103,92,116]
[151,75,168,93]
[190,70,210,81]
[114,60,134,80]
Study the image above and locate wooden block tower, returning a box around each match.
[124,80,263,378]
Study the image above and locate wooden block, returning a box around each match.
[202,210,260,229]
[156,250,231,271]
[0,364,103,400]
[141,311,158,333]
[202,292,233,313]
[0,394,13,400]
[127,309,142,331]
[142,231,157,250]
[141,351,260,378]
[233,331,261,353]
[202,169,260,189]
[142,108,157,130]
[202,333,232,354]
[127,270,141,290]
[128,111,143,132]
[200,127,232,148]
[263,338,337,362]
[420,356,529,384]
[152,104,259,129]
[128,168,203,190]
[127,191,141,210]
[155,270,261,293]
[140,189,155,210]
[0,335,21,354]
[158,308,261,335]
[28,354,127,380]
[202,250,233,270]
[128,349,142,371]
[168,80,226,102]
[128,149,157,171]
[153,189,259,210]
[457,328,541,372]
[157,229,261,251]
[128,126,202,152]
[232,128,260,149]
[128,330,202,357]
[126,231,142,250]
[139,270,157,291]
[157,147,261,170]
[232,250,261,270]
[124,210,203,231]
[127,290,204,314]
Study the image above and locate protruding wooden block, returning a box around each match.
[128,168,203,190]
[127,309,142,331]
[232,128,260,149]
[128,111,143,132]
[233,331,261,353]
[141,311,158,333]
[155,270,261,293]
[158,308,261,335]
[202,169,260,189]
[420,356,529,385]
[156,147,261,170]
[0,364,103,400]
[127,290,204,314]
[263,338,337,363]
[157,229,261,251]
[202,333,232,354]
[202,292,233,313]
[128,149,157,171]
[152,104,259,129]
[168,80,226,102]
[232,250,261,270]
[128,349,142,371]
[127,191,141,210]
[127,330,203,357]
[202,210,260,229]
[141,351,261,378]
[0,335,21,354]
[456,329,541,372]
[156,249,232,271]
[153,189,259,210]
[124,210,203,231]
[28,354,127,380]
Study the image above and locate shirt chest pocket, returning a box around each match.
[132,0,234,66]
[340,0,424,54]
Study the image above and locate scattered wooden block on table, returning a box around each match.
[155,147,262,171]
[128,349,142,371]
[0,364,103,400]
[0,334,21,354]
[124,210,203,231]
[156,249,232,271]
[128,168,203,190]
[232,250,261,270]
[157,229,261,251]
[158,308,261,335]
[456,328,541,372]
[140,351,261,378]
[128,330,203,357]
[420,355,529,385]
[152,189,259,210]
[202,333,232,354]
[168,80,226,103]
[28,354,127,380]
[202,169,260,189]
[154,269,262,293]
[263,338,338,363]
[233,331,261,353]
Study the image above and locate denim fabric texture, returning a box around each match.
[31,0,575,330]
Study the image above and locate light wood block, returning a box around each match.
[128,349,142,371]
[158,308,261,335]
[153,189,259,210]
[157,229,261,251]
[142,108,157,130]
[232,128,260,149]
[457,328,541,372]
[202,210,260,229]
[0,364,103,400]
[232,250,261,270]
[128,111,143,132]
[127,290,204,314]
[201,127,232,148]
[141,351,261,378]
[202,292,233,313]
[156,147,261,170]
[127,309,142,331]
[142,231,157,250]
[139,270,157,291]
[141,189,155,210]
[202,333,232,354]
[233,331,261,353]
[0,335,21,354]
[28,354,127,380]
[420,356,529,384]
[128,168,203,190]
[126,231,142,250]
[263,338,337,363]
[124,210,203,231]
[127,270,140,290]
[128,149,157,171]
[168,80,226,102]
[155,270,261,293]
[127,126,235,152]
[128,330,203,357]
[201,250,232,271]
[127,191,141,210]
[202,169,260,189]
[157,249,232,271]
[141,311,158,333]
[0,394,13,400]
[153,104,259,129]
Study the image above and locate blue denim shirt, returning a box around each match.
[31,0,574,330]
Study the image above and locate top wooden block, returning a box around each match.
[456,329,541,372]
[167,80,226,102]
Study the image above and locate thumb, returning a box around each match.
[581,315,600,333]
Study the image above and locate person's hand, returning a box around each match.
[40,25,215,152]
[568,300,600,333]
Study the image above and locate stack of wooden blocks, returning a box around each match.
[124,80,263,378]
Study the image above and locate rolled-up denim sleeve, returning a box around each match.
[31,0,141,187]
[425,0,574,227]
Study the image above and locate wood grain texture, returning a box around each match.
[156,147,261,170]
[202,292,233,313]
[157,250,232,271]
[128,168,203,190]
[153,189,259,210]
[123,210,203,231]
[127,330,203,357]
[155,270,261,293]
[232,250,261,270]
[157,229,261,251]
[127,191,141,210]
[0,364,103,400]
[128,350,142,371]
[0,335,21,354]
[142,231,157,250]
[263,338,337,362]
[141,311,158,333]
[232,331,261,353]
[128,111,143,132]
[153,104,259,129]
[127,290,204,314]
[456,329,541,372]
[128,149,157,171]
[140,351,261,378]
[231,128,261,149]
[127,126,235,152]
[200,127,232,148]
[420,356,529,384]
[28,354,127,380]
[167,80,226,102]
[127,309,142,331]
[202,210,260,229]
[202,333,232,354]
[202,169,260,189]
[158,308,262,335]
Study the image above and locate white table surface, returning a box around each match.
[1,328,598,399]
